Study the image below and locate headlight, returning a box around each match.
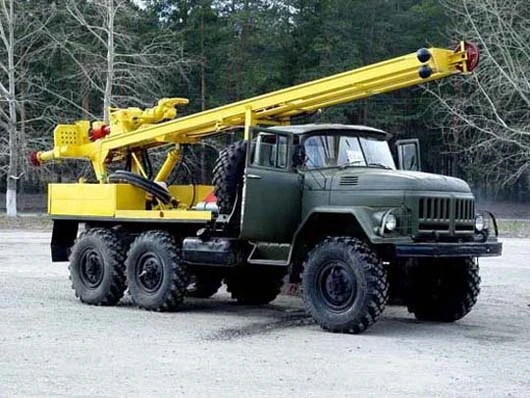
[475,214,485,231]
[385,214,397,231]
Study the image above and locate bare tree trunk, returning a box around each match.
[82,92,90,119]
[103,0,115,123]
[200,5,207,184]
[200,10,206,112]
[63,0,187,122]
[18,67,26,203]
[4,0,17,217]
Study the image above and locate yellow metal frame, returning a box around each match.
[49,183,214,220]
[38,42,475,220]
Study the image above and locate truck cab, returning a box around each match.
[219,123,501,333]
[241,124,501,259]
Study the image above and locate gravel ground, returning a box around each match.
[1,231,529,397]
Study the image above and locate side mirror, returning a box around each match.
[396,139,421,171]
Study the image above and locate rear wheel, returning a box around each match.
[405,257,480,322]
[69,228,127,306]
[225,268,285,305]
[126,230,189,311]
[302,237,388,334]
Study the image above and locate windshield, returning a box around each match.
[302,134,396,170]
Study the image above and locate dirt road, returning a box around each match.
[1,231,529,397]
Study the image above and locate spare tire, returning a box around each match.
[212,141,247,219]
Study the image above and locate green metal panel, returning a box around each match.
[240,166,302,242]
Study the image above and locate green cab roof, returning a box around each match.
[265,123,392,140]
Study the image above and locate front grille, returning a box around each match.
[418,197,474,234]
[455,198,474,221]
[419,197,450,221]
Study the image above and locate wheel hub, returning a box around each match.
[137,253,163,292]
[80,249,104,288]
[318,262,357,311]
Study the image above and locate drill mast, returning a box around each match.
[33,42,479,183]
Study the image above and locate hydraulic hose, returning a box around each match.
[141,149,154,180]
[108,170,172,204]
[180,161,197,208]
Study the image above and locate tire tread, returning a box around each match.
[127,230,188,311]
[69,227,127,306]
[303,236,388,334]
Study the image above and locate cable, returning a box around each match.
[108,170,172,204]
[180,161,196,208]
[168,145,189,186]
[141,149,153,180]
[125,153,132,172]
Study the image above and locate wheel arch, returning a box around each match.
[288,208,375,282]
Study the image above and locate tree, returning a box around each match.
[429,0,530,199]
[55,0,191,122]
[0,1,55,216]
[0,0,17,216]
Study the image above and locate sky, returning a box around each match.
[132,0,146,9]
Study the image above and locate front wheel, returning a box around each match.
[405,257,480,322]
[302,237,388,334]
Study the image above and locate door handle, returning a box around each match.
[247,174,262,180]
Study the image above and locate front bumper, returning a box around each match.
[395,240,502,258]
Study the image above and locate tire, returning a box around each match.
[212,141,247,218]
[126,230,189,311]
[69,228,127,306]
[187,272,223,298]
[225,268,285,305]
[302,237,388,334]
[405,257,480,322]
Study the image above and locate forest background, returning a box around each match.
[1,0,528,215]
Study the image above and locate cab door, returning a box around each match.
[240,129,302,243]
[395,139,422,171]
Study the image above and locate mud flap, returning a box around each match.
[51,220,78,262]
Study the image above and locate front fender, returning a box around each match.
[293,206,378,245]
[286,207,379,282]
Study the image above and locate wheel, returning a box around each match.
[212,141,247,219]
[302,237,388,334]
[405,257,480,322]
[69,228,127,306]
[186,272,223,298]
[126,230,189,311]
[225,268,285,305]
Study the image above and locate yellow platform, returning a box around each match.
[48,183,213,222]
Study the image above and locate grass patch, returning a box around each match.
[0,214,52,231]
[497,219,530,238]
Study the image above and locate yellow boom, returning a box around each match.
[32,41,479,182]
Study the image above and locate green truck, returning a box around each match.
[194,123,501,333]
[43,43,500,334]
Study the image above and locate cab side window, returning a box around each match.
[252,133,288,169]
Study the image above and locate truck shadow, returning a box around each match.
[118,293,518,343]
[205,310,314,341]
